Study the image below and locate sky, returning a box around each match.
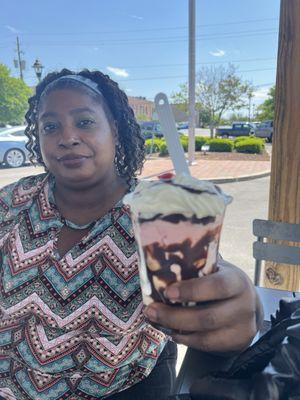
[0,0,280,113]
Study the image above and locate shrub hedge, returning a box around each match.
[159,142,169,156]
[233,136,253,146]
[179,136,188,152]
[145,135,264,156]
[195,136,208,151]
[235,138,264,154]
[233,135,265,148]
[206,138,234,152]
[144,138,162,154]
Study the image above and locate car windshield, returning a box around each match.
[0,129,25,137]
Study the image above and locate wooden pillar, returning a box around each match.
[264,0,300,291]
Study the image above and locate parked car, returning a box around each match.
[0,126,29,168]
[177,121,189,130]
[216,122,256,138]
[139,121,164,139]
[253,120,273,142]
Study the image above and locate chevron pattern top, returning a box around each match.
[0,173,166,400]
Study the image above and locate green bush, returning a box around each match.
[206,138,234,152]
[179,136,188,152]
[233,136,253,145]
[233,135,263,147]
[235,139,264,154]
[159,142,169,156]
[144,138,162,154]
[195,136,208,151]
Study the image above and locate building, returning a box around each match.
[127,97,191,125]
[128,96,154,120]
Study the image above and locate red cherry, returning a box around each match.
[158,172,175,180]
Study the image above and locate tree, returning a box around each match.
[170,83,211,127]
[227,112,249,123]
[255,86,275,121]
[197,64,253,137]
[170,83,189,112]
[0,64,32,125]
[171,64,253,137]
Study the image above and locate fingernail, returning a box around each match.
[165,285,180,300]
[144,306,158,321]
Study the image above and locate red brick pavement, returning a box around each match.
[139,157,271,181]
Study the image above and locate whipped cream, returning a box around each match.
[123,173,232,219]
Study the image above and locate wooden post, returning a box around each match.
[264,0,300,291]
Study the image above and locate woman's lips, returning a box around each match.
[57,154,90,168]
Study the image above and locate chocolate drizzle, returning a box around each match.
[141,221,221,305]
[149,179,218,195]
[139,214,216,224]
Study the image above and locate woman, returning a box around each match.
[0,69,262,400]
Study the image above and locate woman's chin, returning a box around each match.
[55,169,98,185]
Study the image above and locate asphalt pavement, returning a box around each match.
[219,176,269,279]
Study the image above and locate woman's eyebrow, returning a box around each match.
[39,111,57,120]
[39,108,97,120]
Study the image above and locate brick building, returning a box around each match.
[128,96,154,120]
[127,96,189,124]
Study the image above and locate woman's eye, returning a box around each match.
[77,119,95,128]
[42,123,58,134]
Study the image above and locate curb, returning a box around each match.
[142,170,271,183]
[207,170,271,184]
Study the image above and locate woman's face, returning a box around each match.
[37,88,117,187]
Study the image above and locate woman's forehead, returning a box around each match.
[38,88,104,114]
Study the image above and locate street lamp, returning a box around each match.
[32,59,44,83]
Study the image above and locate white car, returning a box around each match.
[0,126,30,168]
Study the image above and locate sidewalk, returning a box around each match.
[139,156,271,183]
[0,154,271,190]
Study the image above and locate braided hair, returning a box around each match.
[24,68,145,183]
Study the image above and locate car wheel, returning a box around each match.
[268,134,273,143]
[222,134,229,138]
[4,148,26,168]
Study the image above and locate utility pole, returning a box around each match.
[188,0,196,165]
[14,36,25,81]
[248,93,252,123]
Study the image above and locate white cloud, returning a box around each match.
[129,14,143,20]
[5,25,19,33]
[253,85,272,101]
[209,49,226,57]
[106,66,129,78]
[125,88,133,92]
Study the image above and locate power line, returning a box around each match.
[1,27,279,48]
[117,67,276,82]
[2,17,278,38]
[112,57,276,70]
[20,28,278,45]
[13,30,277,49]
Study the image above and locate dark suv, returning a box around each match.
[139,121,163,139]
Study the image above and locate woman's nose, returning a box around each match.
[58,127,81,147]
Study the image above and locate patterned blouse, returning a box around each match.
[0,173,166,400]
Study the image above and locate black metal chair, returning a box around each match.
[173,218,300,398]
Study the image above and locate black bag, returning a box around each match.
[188,297,300,400]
